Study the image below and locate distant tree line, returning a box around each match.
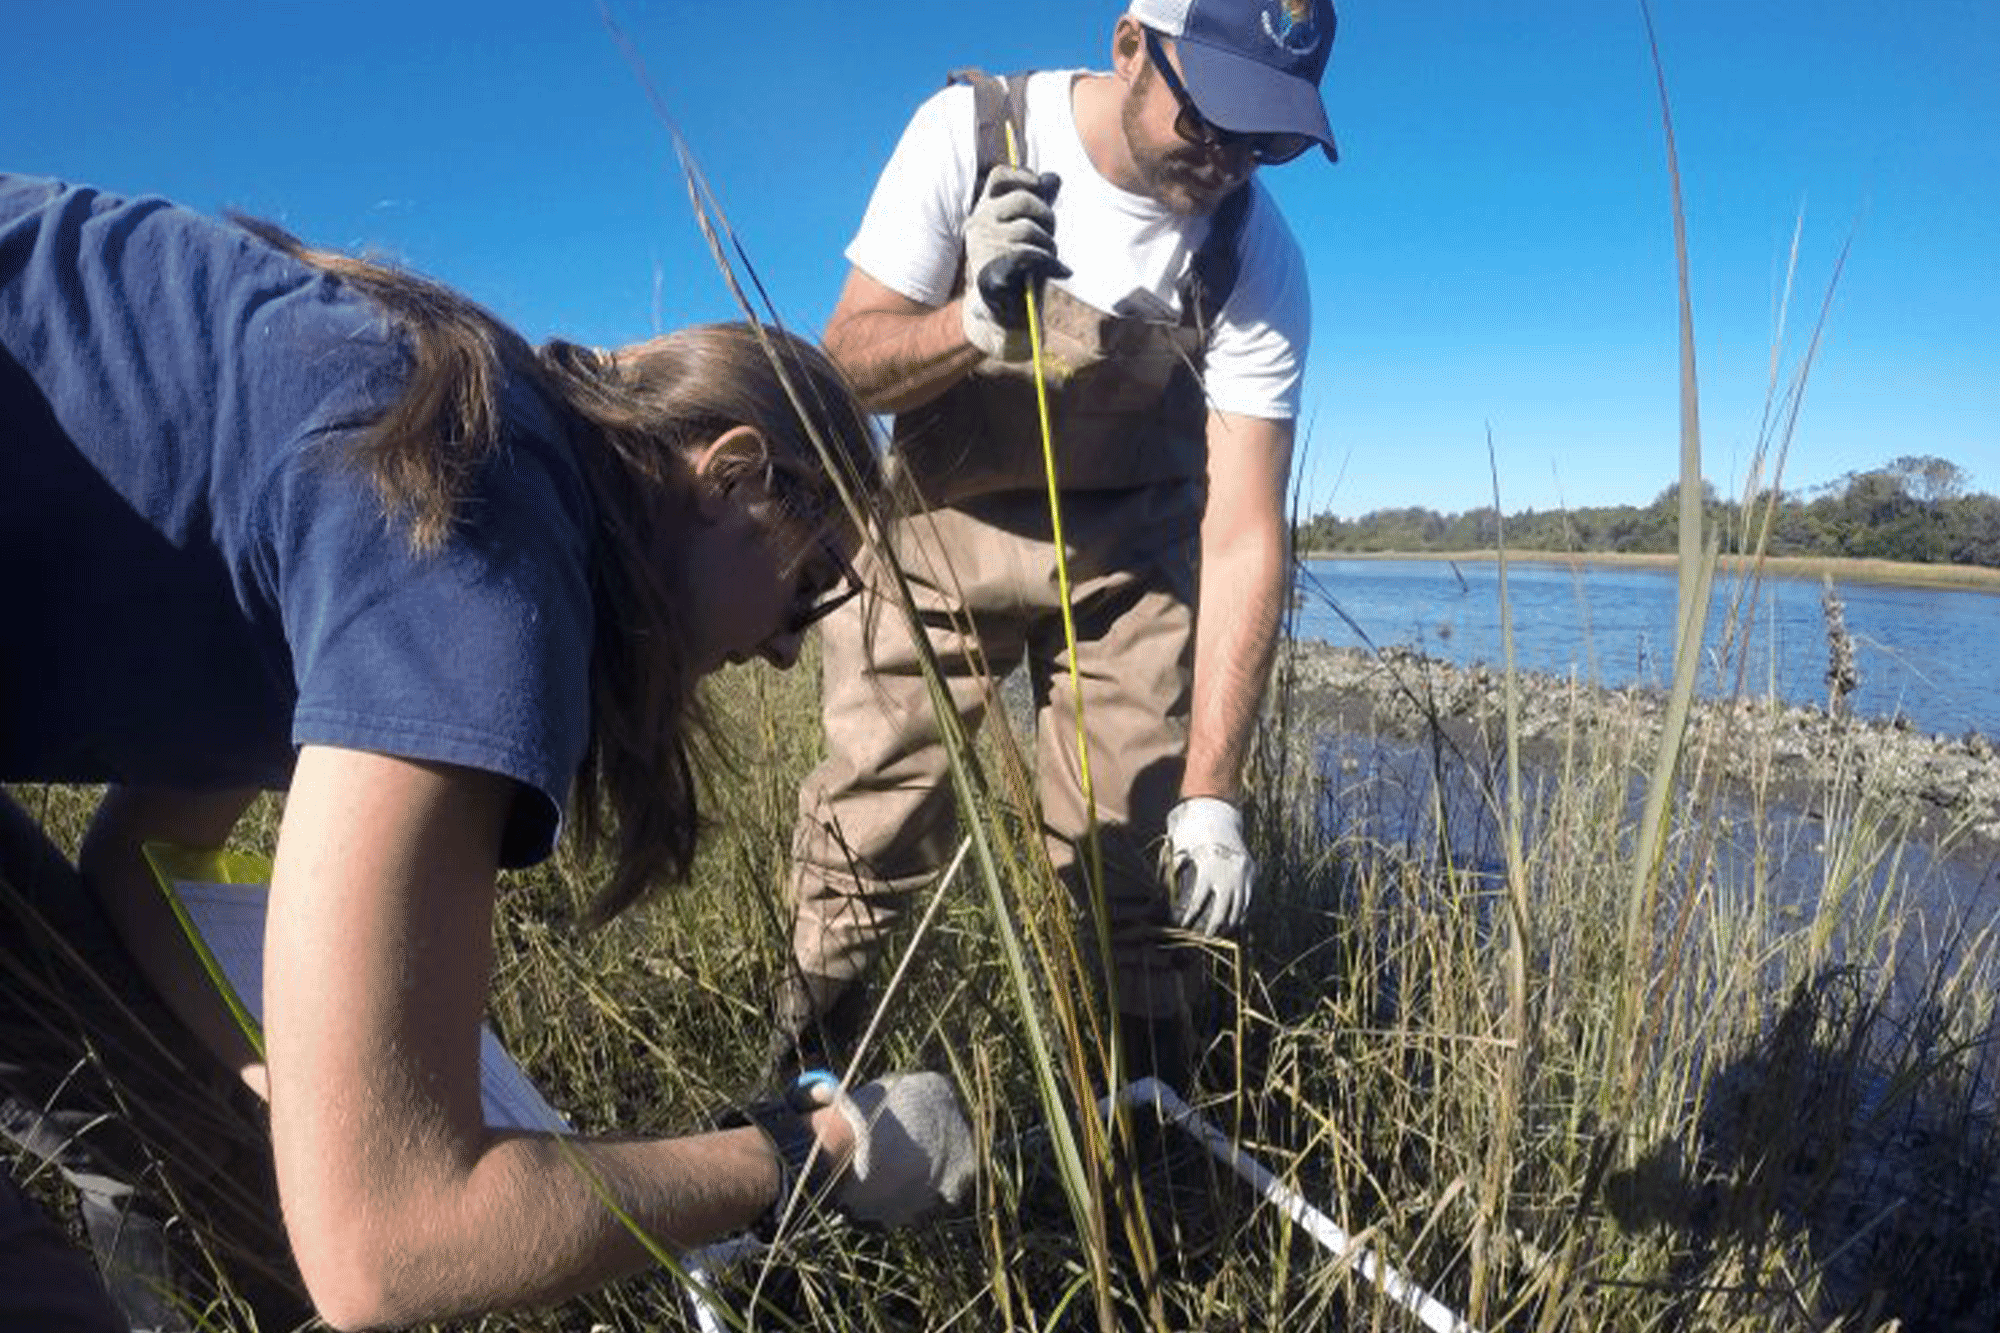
[1299,455,2000,569]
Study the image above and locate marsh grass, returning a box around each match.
[14,573,1998,1332]
[11,552,2000,1333]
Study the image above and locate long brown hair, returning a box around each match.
[235,218,880,919]
[547,328,878,921]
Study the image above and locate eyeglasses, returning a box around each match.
[1141,29,1314,166]
[783,537,863,637]
[756,467,863,637]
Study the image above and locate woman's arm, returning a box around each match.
[265,744,852,1330]
[79,783,266,1090]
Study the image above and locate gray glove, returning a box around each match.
[1164,796,1255,937]
[815,1072,975,1227]
[959,165,1070,362]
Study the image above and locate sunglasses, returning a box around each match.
[1142,29,1314,167]
[784,536,863,637]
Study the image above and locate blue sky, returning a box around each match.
[8,1,1994,519]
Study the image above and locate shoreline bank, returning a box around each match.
[1276,639,2000,856]
[1299,550,2000,595]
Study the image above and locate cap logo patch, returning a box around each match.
[1261,0,1321,56]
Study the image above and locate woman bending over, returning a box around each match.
[0,172,971,1331]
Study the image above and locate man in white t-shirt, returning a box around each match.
[776,0,1337,1096]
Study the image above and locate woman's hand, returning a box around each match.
[798,1071,977,1225]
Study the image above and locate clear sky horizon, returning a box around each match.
[8,1,1994,520]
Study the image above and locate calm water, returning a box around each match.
[1294,558,2000,986]
[1293,558,2000,740]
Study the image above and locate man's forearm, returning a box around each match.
[824,298,984,414]
[1183,411,1295,803]
[1183,526,1286,802]
[821,266,989,414]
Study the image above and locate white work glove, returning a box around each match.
[1164,797,1255,937]
[959,165,1071,362]
[804,1072,976,1227]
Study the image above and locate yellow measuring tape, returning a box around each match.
[1004,122,1112,958]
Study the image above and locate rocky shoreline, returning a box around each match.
[1276,640,2000,856]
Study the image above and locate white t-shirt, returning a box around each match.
[845,70,1311,422]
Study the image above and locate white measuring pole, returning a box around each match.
[681,1234,761,1333]
[1110,1078,1482,1333]
[678,1080,1482,1333]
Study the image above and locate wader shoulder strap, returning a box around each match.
[946,67,1033,209]
[1183,183,1252,333]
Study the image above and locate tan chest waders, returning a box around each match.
[775,69,1250,1081]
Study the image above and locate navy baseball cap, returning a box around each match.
[1127,0,1338,161]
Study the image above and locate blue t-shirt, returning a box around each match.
[0,174,593,866]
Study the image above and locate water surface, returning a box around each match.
[1293,558,2000,740]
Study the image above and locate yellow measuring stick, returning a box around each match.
[1004,121,1114,1003]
